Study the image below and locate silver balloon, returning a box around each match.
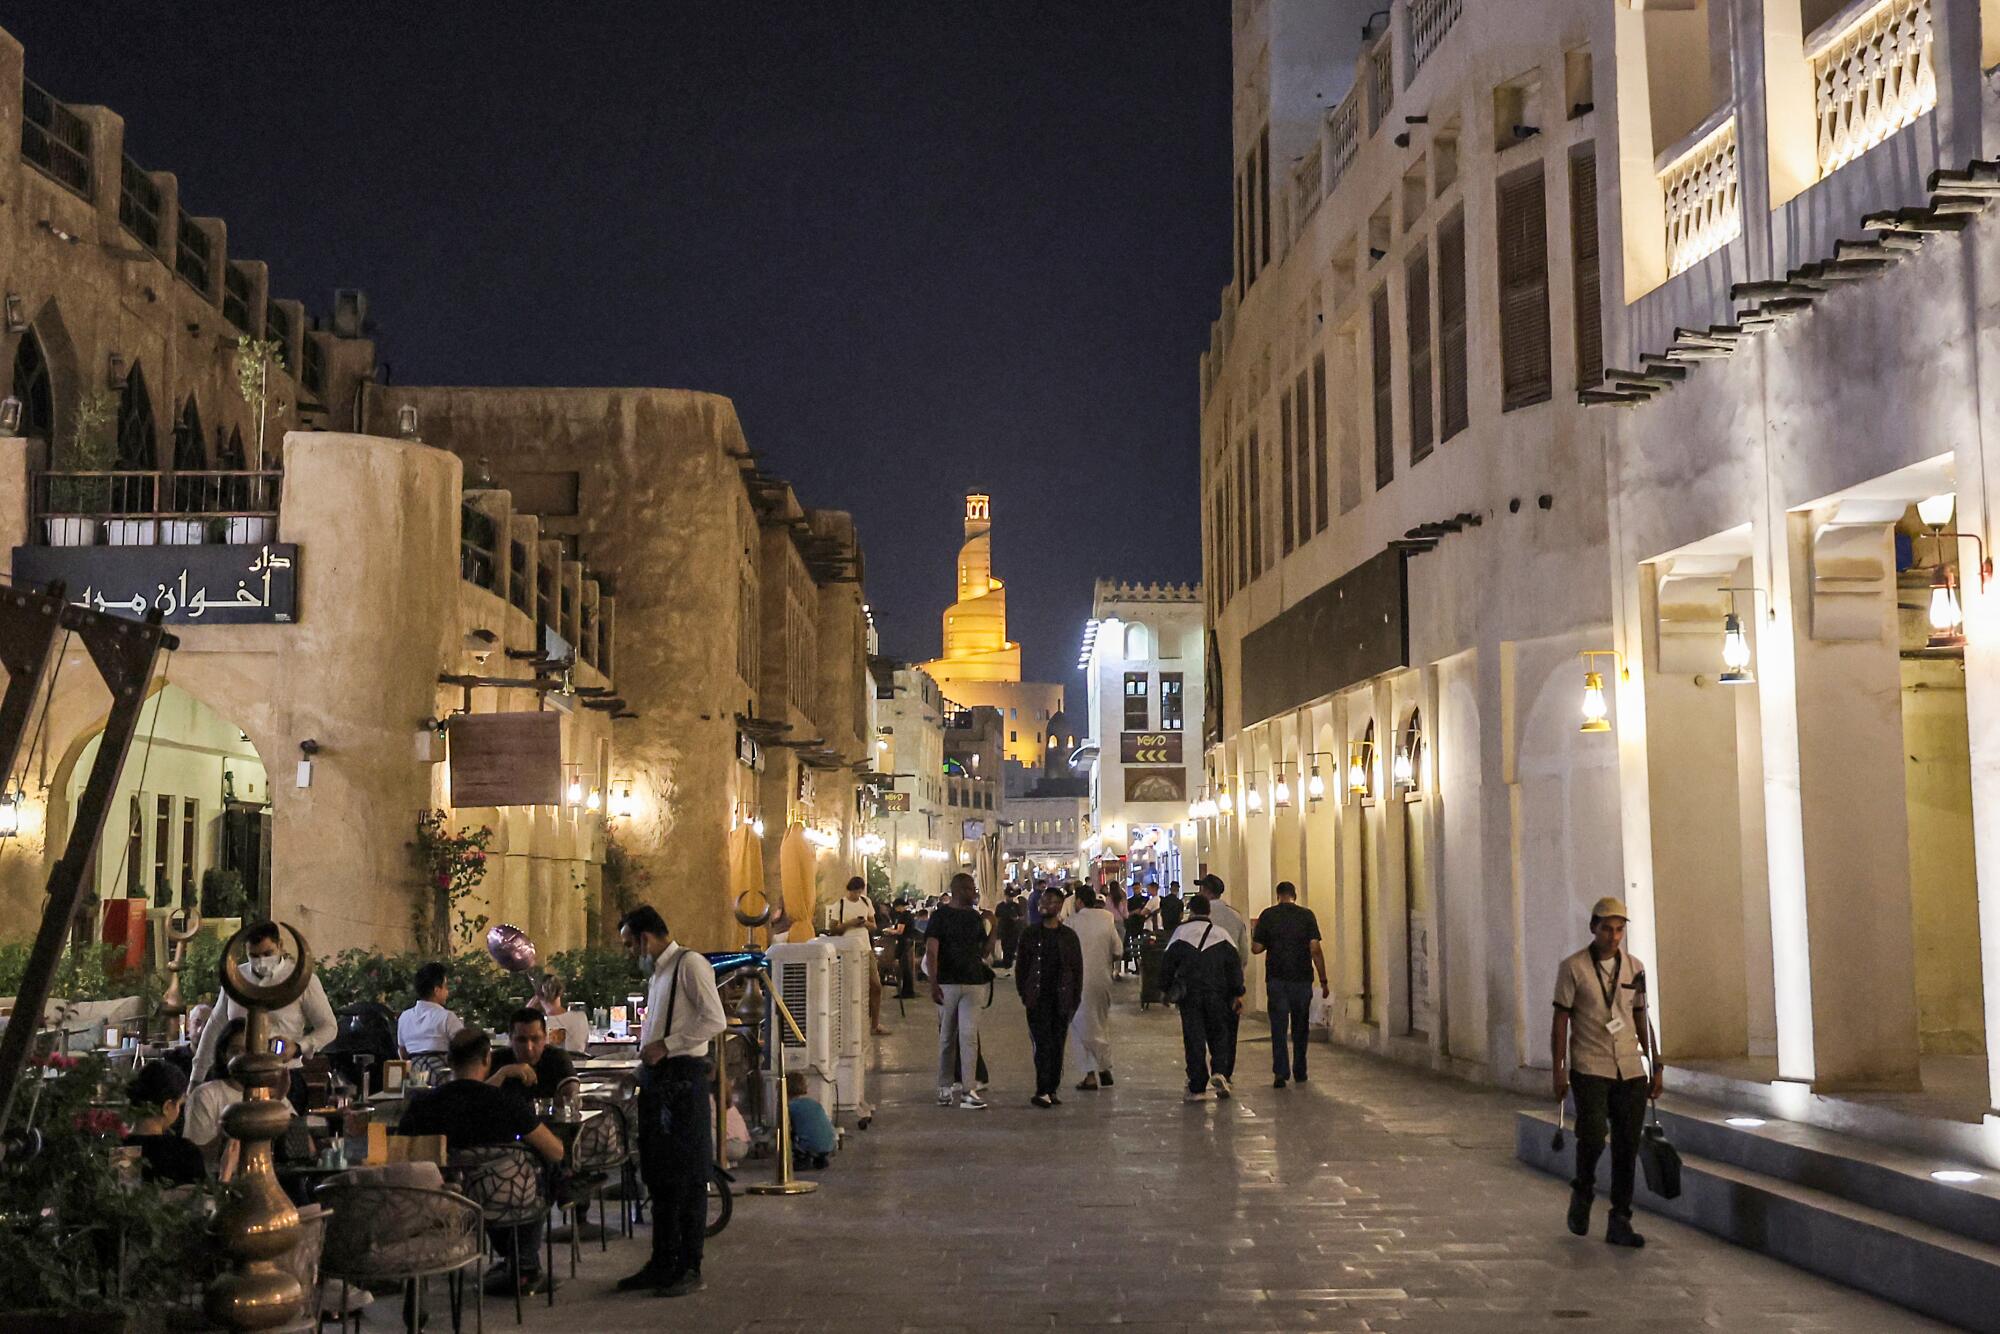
[486,922,538,973]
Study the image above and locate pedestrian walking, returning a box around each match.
[1251,881,1328,1087]
[1198,876,1248,1082]
[995,884,1027,972]
[1157,880,1186,934]
[1158,897,1244,1101]
[1067,885,1123,1090]
[616,904,729,1297]
[1015,886,1083,1107]
[1551,896,1663,1249]
[925,872,994,1109]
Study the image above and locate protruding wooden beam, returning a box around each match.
[1640,359,1691,380]
[1863,207,1971,233]
[1928,161,2000,193]
[1732,279,1824,300]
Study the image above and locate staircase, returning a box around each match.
[1517,1098,2000,1330]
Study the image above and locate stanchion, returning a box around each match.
[745,968,817,1197]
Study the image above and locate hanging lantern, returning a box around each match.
[1306,766,1326,803]
[1719,611,1754,685]
[1929,565,1966,649]
[1580,671,1610,733]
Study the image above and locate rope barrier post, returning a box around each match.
[745,969,816,1197]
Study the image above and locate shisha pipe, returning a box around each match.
[205,922,314,1331]
[156,906,204,1034]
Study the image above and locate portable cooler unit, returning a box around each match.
[764,938,836,1117]
[826,930,873,1119]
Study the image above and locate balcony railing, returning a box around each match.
[1326,90,1360,194]
[176,214,212,293]
[1294,145,1323,228]
[222,264,253,333]
[21,80,91,200]
[1366,34,1395,135]
[119,156,163,253]
[32,469,282,524]
[1811,0,1935,177]
[1409,0,1463,76]
[460,501,499,591]
[1661,115,1741,277]
[508,538,531,614]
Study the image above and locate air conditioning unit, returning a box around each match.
[764,939,834,1118]
[826,931,872,1117]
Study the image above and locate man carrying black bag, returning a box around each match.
[1550,896,1663,1249]
[617,905,729,1297]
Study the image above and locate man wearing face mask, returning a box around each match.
[189,920,338,1110]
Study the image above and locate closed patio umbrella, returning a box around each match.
[779,822,817,943]
[729,822,770,948]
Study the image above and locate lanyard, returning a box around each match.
[1594,950,1622,1011]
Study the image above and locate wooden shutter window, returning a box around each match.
[1407,249,1434,465]
[1371,286,1394,490]
[1293,370,1311,544]
[1234,170,1245,298]
[1570,144,1603,390]
[1438,209,1469,440]
[1279,390,1296,556]
[1496,163,1552,411]
[1258,126,1272,269]
[1311,353,1330,532]
[1236,442,1249,593]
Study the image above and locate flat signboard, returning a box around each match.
[12,543,299,624]
[448,712,563,807]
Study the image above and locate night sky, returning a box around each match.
[9,4,1230,686]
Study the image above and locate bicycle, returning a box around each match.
[706,1163,733,1237]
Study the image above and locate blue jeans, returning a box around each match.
[1267,980,1314,1080]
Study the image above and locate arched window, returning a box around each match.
[218,425,246,471]
[115,364,156,470]
[10,331,52,443]
[172,397,206,471]
[1123,622,1151,659]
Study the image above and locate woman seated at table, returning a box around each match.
[399,1027,564,1297]
[184,1018,248,1177]
[124,1060,206,1186]
[531,975,591,1055]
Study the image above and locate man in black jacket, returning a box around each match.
[1157,897,1245,1101]
[1015,887,1084,1107]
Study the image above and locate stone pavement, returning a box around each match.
[444,978,1942,1333]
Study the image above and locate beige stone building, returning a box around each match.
[0,25,871,960]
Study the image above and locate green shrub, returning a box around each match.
[546,945,642,1012]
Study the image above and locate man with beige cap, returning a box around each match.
[1551,895,1663,1248]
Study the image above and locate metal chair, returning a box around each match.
[313,1181,485,1334]
[445,1144,554,1324]
[560,1108,630,1273]
[580,1088,642,1236]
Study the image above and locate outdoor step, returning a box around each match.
[1517,1110,2000,1332]
[1651,1097,2000,1247]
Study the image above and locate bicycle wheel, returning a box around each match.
[705,1166,733,1237]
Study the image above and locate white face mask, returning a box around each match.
[243,955,281,983]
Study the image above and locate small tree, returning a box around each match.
[48,389,114,513]
[232,335,284,472]
[413,810,494,955]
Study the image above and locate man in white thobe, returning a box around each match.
[1067,885,1123,1089]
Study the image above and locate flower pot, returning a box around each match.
[225,516,274,546]
[158,519,206,546]
[43,516,99,546]
[106,520,157,547]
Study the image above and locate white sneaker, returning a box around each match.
[1184,1089,1207,1102]
[959,1092,989,1110]
[1211,1074,1232,1099]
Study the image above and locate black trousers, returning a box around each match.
[638,1056,713,1278]
[1571,1073,1648,1219]
[1222,1006,1239,1078]
[1178,991,1235,1093]
[1025,1000,1073,1096]
[1267,980,1313,1080]
[999,926,1023,969]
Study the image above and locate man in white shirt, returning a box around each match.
[190,921,339,1109]
[617,903,727,1299]
[396,961,465,1084]
[825,875,891,1035]
[184,1016,249,1176]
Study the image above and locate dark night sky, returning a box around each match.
[9,4,1230,686]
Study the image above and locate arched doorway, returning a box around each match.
[56,685,270,952]
[115,363,156,470]
[10,329,52,443]
[1398,708,1433,1037]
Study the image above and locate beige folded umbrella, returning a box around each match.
[779,821,818,943]
[729,823,771,948]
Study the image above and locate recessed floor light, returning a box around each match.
[1724,1116,1766,1128]
[1932,1169,1984,1184]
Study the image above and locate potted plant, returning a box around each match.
[44,391,114,546]
[199,866,246,919]
[227,336,282,546]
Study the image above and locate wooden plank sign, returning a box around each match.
[447,712,562,807]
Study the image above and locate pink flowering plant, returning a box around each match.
[415,809,496,954]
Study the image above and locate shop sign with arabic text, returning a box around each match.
[11,543,300,624]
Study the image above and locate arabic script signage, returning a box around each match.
[12,543,300,625]
[1119,731,1184,764]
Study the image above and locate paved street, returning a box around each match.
[463,979,1939,1333]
